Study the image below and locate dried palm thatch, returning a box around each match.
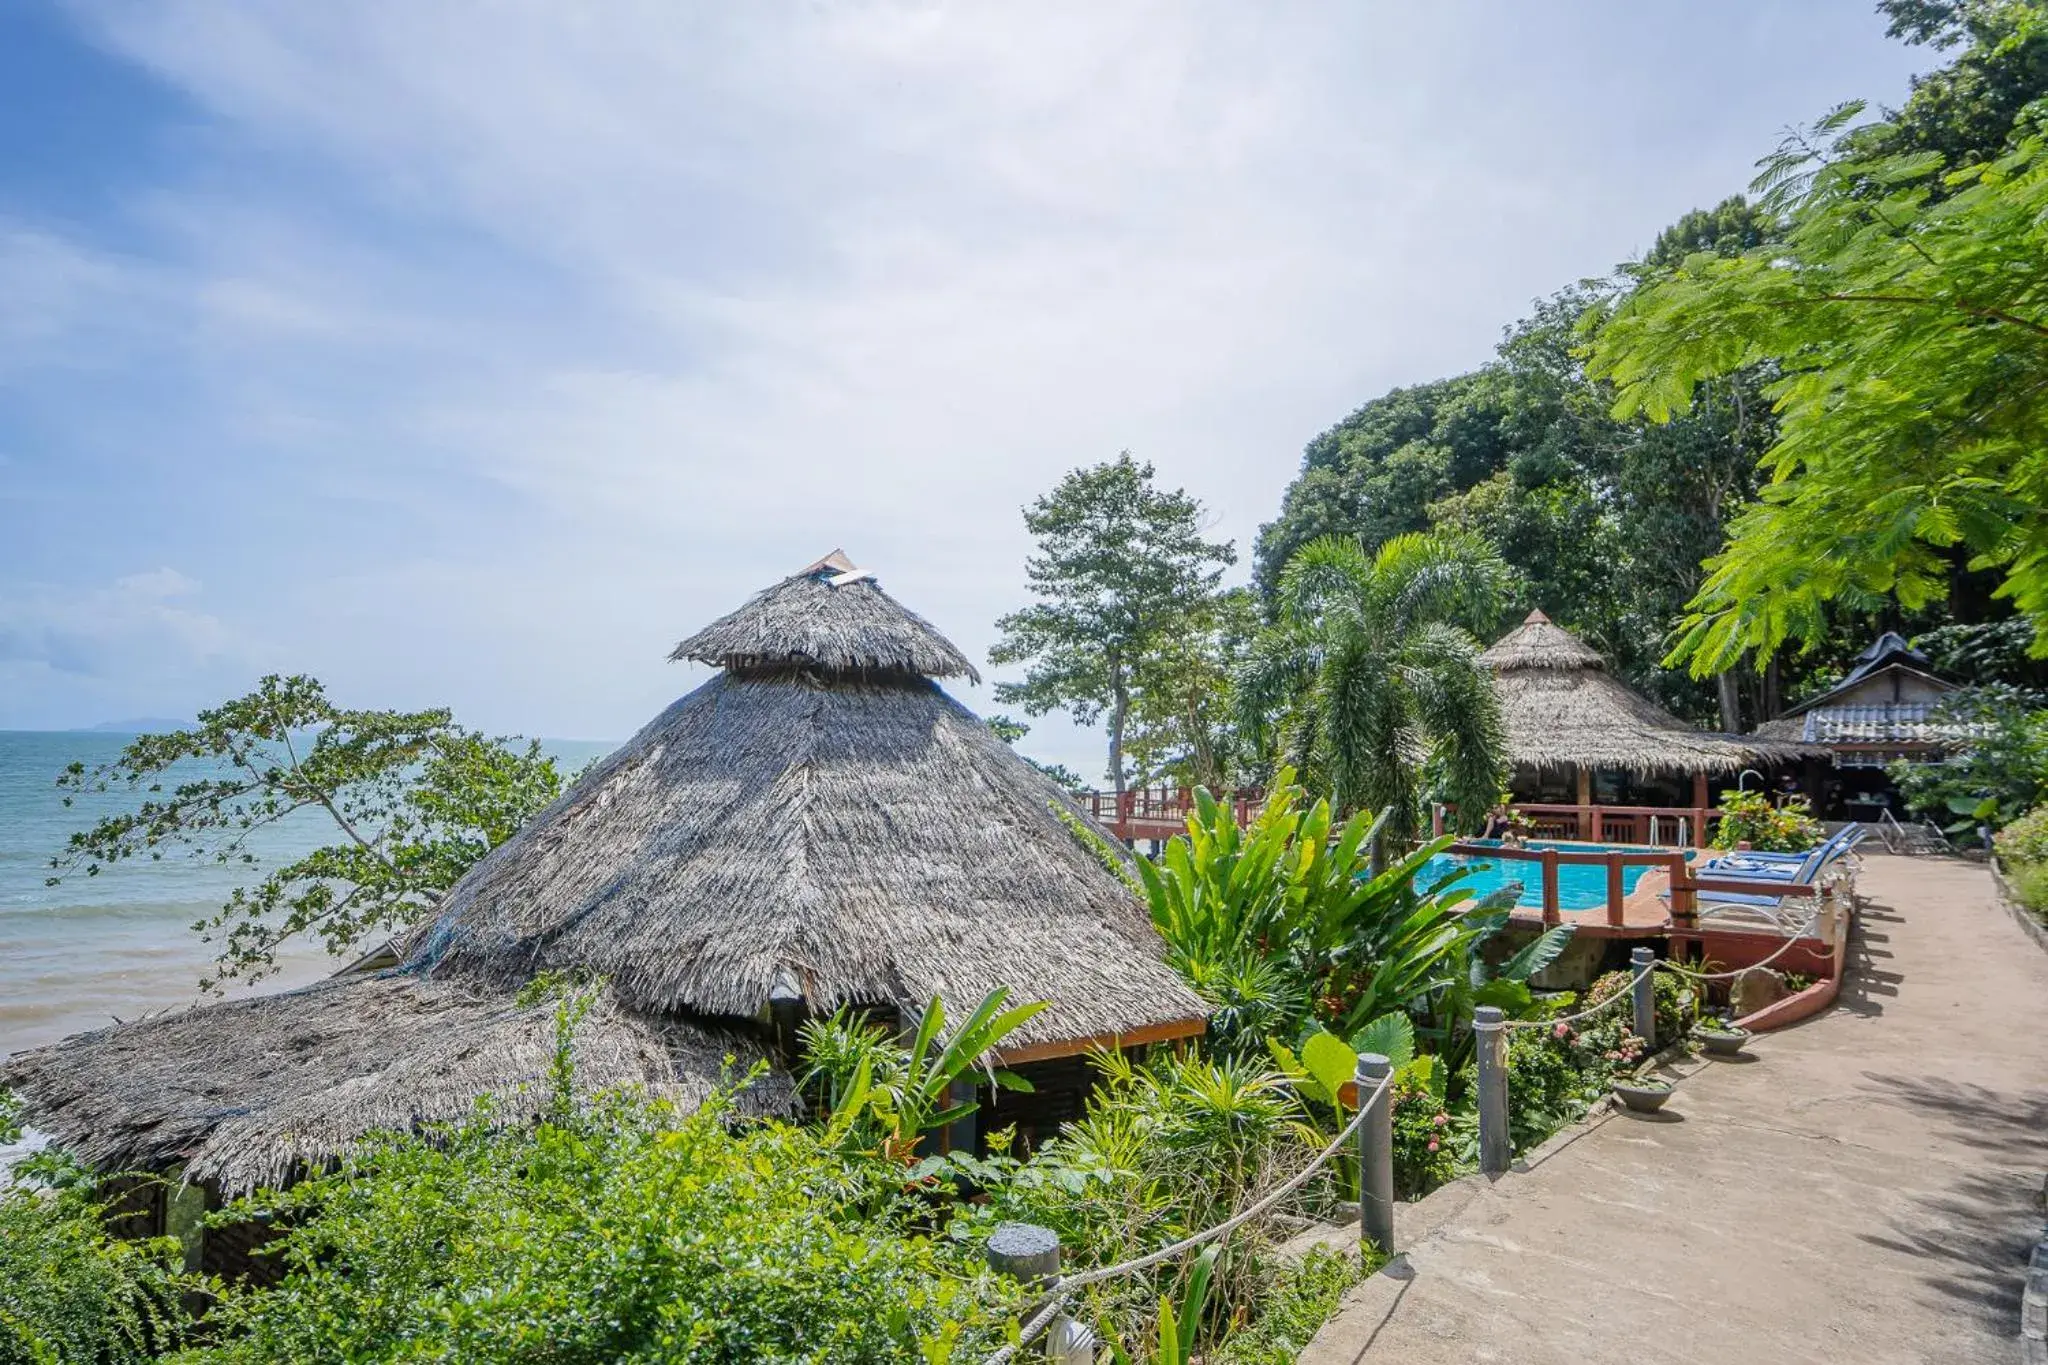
[672,550,980,682]
[0,974,789,1194]
[1481,610,1821,775]
[402,664,1206,1055]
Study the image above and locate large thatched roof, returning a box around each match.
[1481,610,1820,775]
[404,574,1206,1055]
[0,975,789,1193]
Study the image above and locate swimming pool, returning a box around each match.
[1417,841,1695,911]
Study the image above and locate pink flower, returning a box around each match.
[1432,1113,1448,1128]
[1426,1139,1440,1152]
[1604,1049,1620,1060]
[1553,1022,1571,1039]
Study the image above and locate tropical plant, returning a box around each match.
[1135,776,1507,1052]
[1,1178,203,1365]
[1209,1247,1364,1365]
[800,988,1046,1161]
[1710,789,1827,852]
[1237,531,1510,836]
[50,675,575,986]
[1105,1244,1222,1365]
[174,1085,1013,1365]
[954,1047,1322,1355]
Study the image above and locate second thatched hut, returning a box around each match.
[1480,610,1821,833]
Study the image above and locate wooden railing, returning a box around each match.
[1436,801,1726,848]
[1440,841,1821,930]
[1083,785,1264,838]
[1443,841,1692,928]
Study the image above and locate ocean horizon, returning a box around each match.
[0,729,615,1060]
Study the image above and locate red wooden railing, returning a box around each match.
[1083,785,1265,840]
[1435,801,1726,849]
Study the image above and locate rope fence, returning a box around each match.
[1496,961,1653,1031]
[983,1069,1394,1364]
[988,885,1845,1360]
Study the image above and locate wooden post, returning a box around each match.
[1667,852,1696,929]
[1431,803,1446,838]
[1692,771,1711,848]
[1474,1006,1510,1176]
[1540,847,1561,925]
[1605,851,1625,927]
[1356,1052,1395,1257]
[1575,767,1593,841]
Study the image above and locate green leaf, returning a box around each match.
[1300,1030,1360,1103]
[1498,924,1575,983]
[1346,1013,1415,1070]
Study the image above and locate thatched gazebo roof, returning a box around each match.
[4,551,1204,1190]
[402,551,1206,1060]
[1480,610,1819,776]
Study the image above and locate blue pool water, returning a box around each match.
[1418,841,1695,911]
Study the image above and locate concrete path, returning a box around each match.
[1303,854,2048,1365]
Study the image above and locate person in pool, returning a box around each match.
[1481,803,1513,840]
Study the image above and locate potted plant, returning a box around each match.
[1611,1076,1674,1113]
[1693,1017,1751,1058]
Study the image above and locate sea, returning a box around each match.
[0,729,615,1062]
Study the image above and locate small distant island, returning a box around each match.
[86,718,193,733]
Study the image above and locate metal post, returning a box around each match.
[1473,1005,1511,1175]
[1631,946,1656,1048]
[987,1223,1095,1363]
[1356,1052,1395,1257]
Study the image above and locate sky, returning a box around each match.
[0,1,1930,776]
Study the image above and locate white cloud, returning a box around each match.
[10,1,1927,765]
[0,569,257,726]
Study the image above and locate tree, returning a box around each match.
[990,454,1237,794]
[1587,100,2048,677]
[1236,532,1510,835]
[51,675,573,987]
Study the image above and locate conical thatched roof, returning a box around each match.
[1480,610,1820,775]
[0,975,789,1193]
[672,550,980,682]
[402,554,1204,1056]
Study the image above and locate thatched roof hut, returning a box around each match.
[1482,610,1819,779]
[402,549,1205,1059]
[3,550,1204,1197]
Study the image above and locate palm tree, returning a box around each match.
[1238,531,1510,836]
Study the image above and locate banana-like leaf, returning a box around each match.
[1499,924,1576,982]
[1300,1030,1359,1102]
[1348,1012,1416,1070]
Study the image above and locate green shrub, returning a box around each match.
[1995,805,2048,866]
[172,1089,1011,1365]
[0,1180,200,1364]
[1711,789,1825,852]
[1892,686,2048,833]
[1388,1070,1456,1197]
[1210,1247,1364,1365]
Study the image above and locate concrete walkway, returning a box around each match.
[1303,854,2048,1365]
